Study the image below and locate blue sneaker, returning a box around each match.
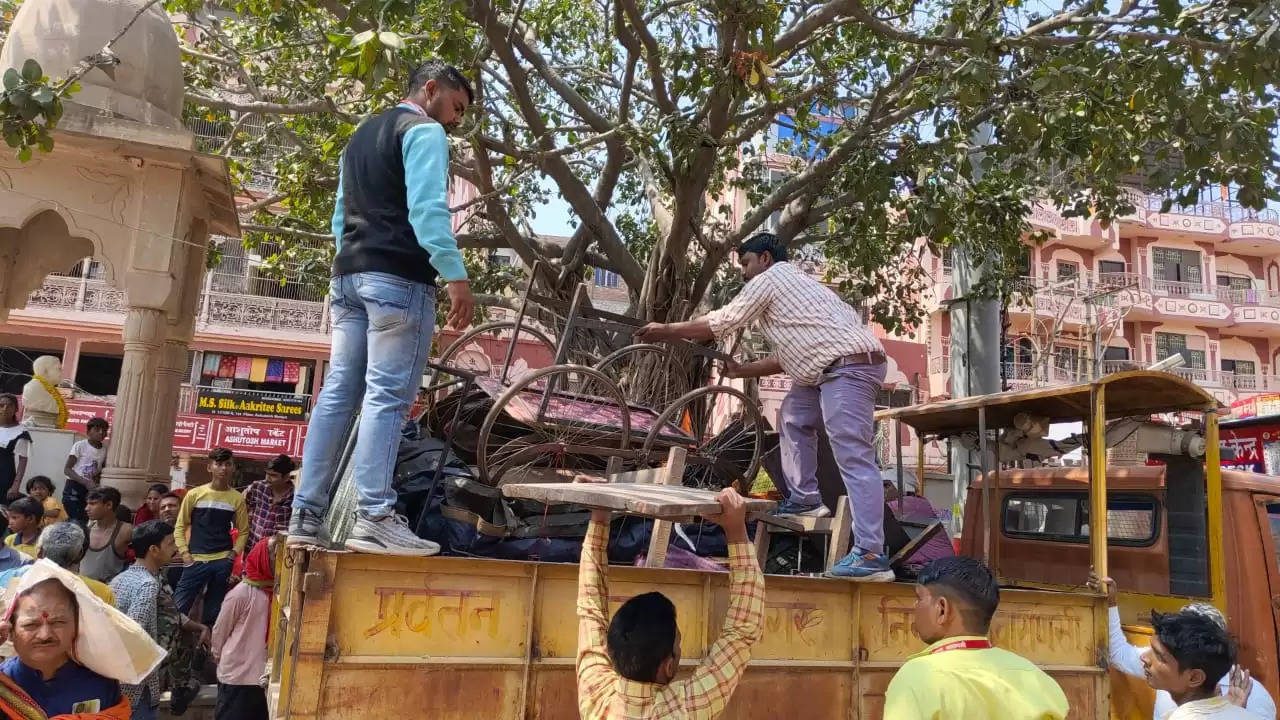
[825,548,895,582]
[771,500,832,518]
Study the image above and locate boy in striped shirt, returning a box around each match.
[173,447,248,625]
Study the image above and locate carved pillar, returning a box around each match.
[101,307,166,509]
[148,338,188,487]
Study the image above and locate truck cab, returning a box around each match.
[961,465,1280,719]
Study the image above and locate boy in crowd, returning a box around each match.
[25,476,67,527]
[174,448,248,625]
[243,454,294,552]
[884,556,1069,719]
[211,537,274,720]
[64,417,108,523]
[1090,572,1274,718]
[5,497,43,558]
[1144,610,1256,719]
[83,487,132,584]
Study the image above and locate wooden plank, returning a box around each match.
[644,448,686,568]
[501,482,775,519]
[753,521,771,568]
[888,521,945,569]
[759,513,836,534]
[826,498,852,570]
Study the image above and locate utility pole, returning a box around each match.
[947,123,1000,538]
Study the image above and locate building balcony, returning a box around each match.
[1118,188,1280,252]
[21,274,331,344]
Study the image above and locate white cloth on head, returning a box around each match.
[3,559,164,684]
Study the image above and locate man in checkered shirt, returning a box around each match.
[575,488,764,719]
[637,232,893,581]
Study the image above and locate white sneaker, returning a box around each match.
[344,512,441,556]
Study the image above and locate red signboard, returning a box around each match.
[64,400,305,460]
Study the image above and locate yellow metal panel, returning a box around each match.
[1204,412,1227,608]
[748,575,855,661]
[533,563,708,661]
[1090,385,1109,578]
[279,551,1111,719]
[329,556,533,660]
[989,594,1098,667]
[858,583,924,661]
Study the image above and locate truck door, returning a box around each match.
[1251,496,1280,704]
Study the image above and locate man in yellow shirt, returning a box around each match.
[575,488,765,719]
[885,556,1069,719]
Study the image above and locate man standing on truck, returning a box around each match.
[1142,610,1256,719]
[635,232,892,581]
[884,556,1070,719]
[286,60,475,557]
[1090,573,1275,718]
[575,487,764,718]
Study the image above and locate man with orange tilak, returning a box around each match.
[0,577,130,718]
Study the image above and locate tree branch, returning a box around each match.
[185,92,359,123]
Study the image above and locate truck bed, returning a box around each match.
[270,550,1108,719]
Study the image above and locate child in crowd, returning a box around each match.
[64,417,109,523]
[83,487,133,584]
[0,395,30,503]
[25,475,67,527]
[5,497,43,558]
[211,537,274,720]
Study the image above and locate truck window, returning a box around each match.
[1003,493,1159,546]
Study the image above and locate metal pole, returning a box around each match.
[949,122,1000,541]
[979,406,991,565]
[1088,385,1109,578]
[895,420,905,516]
[538,283,587,420]
[1204,410,1226,605]
[502,260,544,384]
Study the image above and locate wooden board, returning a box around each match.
[501,482,776,520]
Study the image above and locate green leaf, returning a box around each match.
[30,87,54,105]
[2,69,18,91]
[378,31,404,49]
[352,30,376,47]
[20,59,41,84]
[16,146,31,163]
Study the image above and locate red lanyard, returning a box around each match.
[929,639,993,654]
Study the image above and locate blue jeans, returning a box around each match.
[174,556,234,625]
[134,686,157,720]
[779,362,888,553]
[295,272,436,517]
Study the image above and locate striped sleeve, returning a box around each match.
[704,272,776,338]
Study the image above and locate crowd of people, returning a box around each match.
[0,414,294,720]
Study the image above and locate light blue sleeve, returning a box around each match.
[331,160,345,251]
[401,122,467,282]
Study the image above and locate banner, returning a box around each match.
[65,400,307,460]
[195,388,307,421]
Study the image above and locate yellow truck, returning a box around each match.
[268,371,1227,719]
